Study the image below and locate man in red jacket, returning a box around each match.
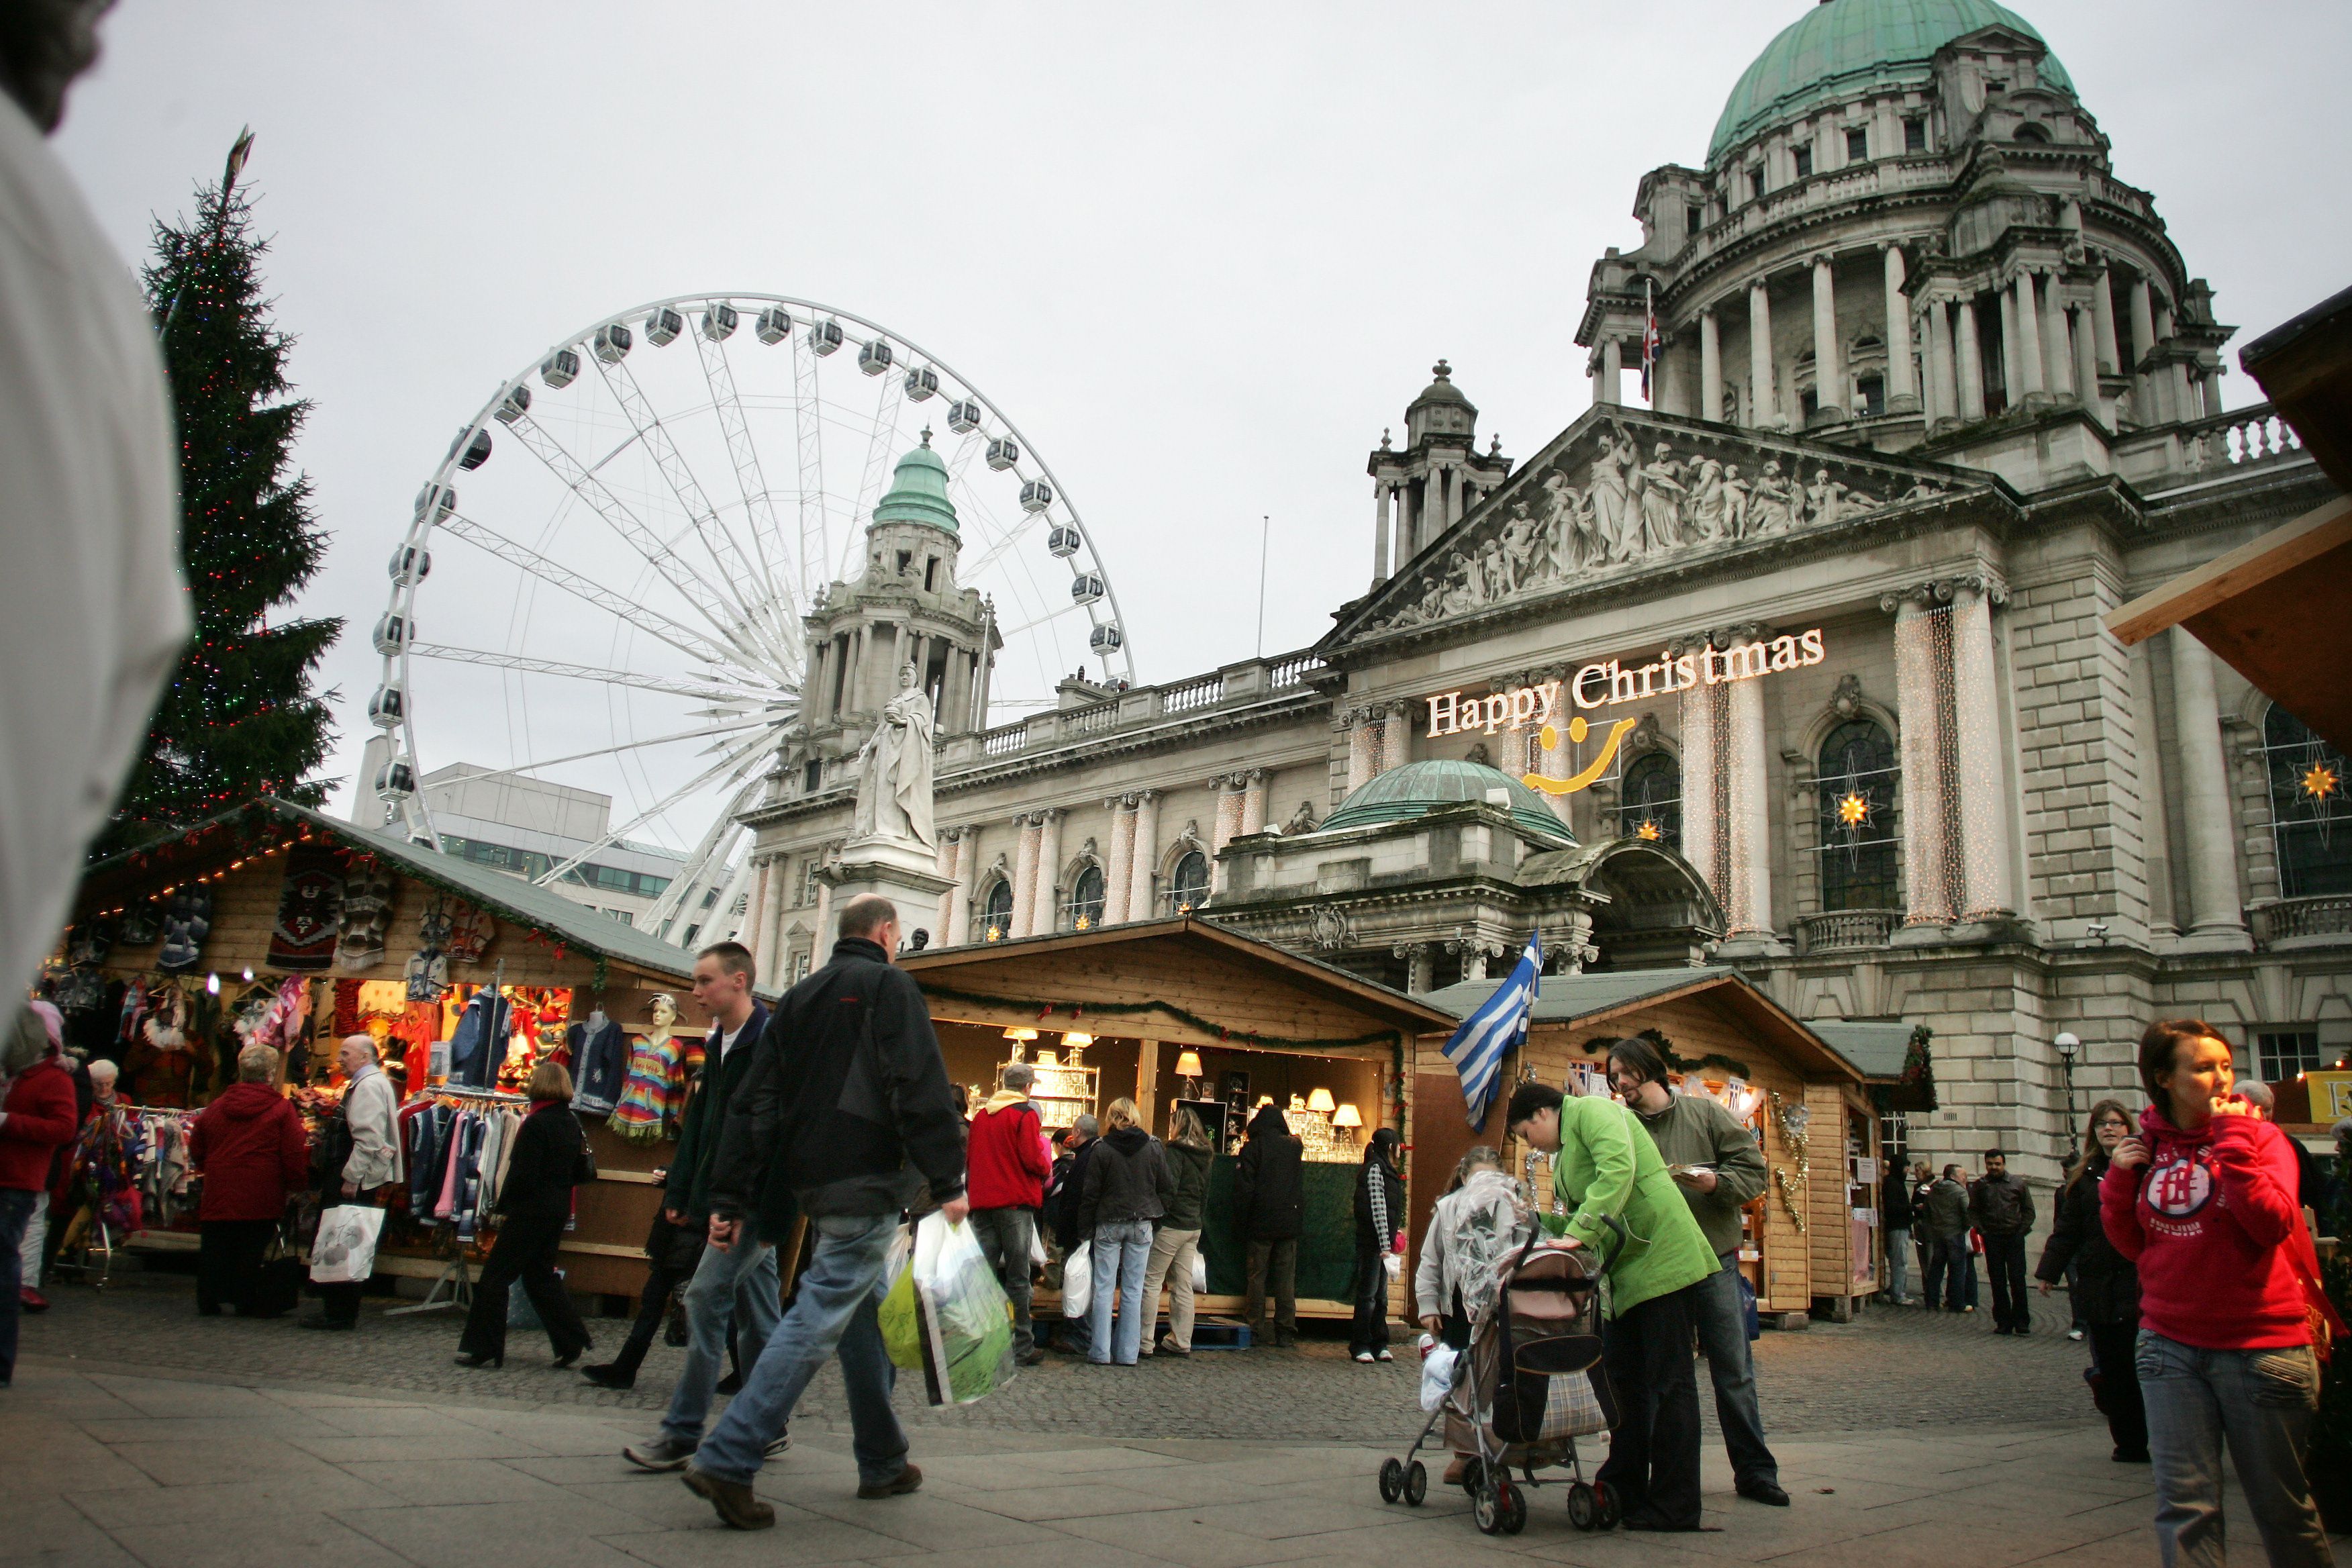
[967,1063,1051,1367]
[0,1007,80,1387]
[191,1044,309,1317]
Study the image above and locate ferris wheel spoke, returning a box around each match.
[643,779,762,935]
[839,371,903,581]
[407,643,775,708]
[499,407,771,663]
[438,715,775,793]
[532,724,779,889]
[993,600,1085,639]
[694,330,803,664]
[793,334,830,607]
[436,514,740,670]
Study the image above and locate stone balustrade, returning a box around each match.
[1793,908,1903,954]
[937,647,1324,769]
[2181,403,2304,473]
[2250,895,2352,945]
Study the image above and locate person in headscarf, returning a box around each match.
[1350,1127,1406,1362]
[1232,1103,1304,1348]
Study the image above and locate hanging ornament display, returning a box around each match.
[155,888,213,974]
[266,847,345,971]
[336,859,395,971]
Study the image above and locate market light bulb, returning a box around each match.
[205,972,221,995]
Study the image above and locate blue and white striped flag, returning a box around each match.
[1442,930,1542,1132]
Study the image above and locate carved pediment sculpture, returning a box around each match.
[1363,411,1972,638]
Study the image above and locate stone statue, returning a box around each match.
[851,663,937,848]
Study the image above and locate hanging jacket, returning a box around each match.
[1232,1105,1304,1242]
[2101,1105,2321,1351]
[1078,1126,1172,1235]
[567,1014,628,1112]
[446,991,512,1088]
[190,1081,309,1222]
[2036,1155,2139,1326]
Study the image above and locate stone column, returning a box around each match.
[1927,299,1958,424]
[932,832,960,946]
[1104,798,1136,928]
[1890,596,1953,924]
[1211,778,1246,893]
[2072,303,2102,421]
[2092,265,2121,376]
[1679,667,1722,912]
[1882,245,1916,408]
[1381,703,1412,779]
[763,859,790,968]
[1011,813,1041,938]
[1600,338,1622,405]
[1950,584,2016,918]
[1127,791,1161,922]
[1372,482,1391,585]
[1998,287,2023,406]
[1240,769,1269,836]
[1346,711,1375,793]
[1389,485,1410,572]
[1811,255,1843,420]
[1537,710,1574,825]
[1700,309,1723,423]
[2168,629,2250,945]
[1747,279,1777,428]
[2041,273,2075,399]
[1956,297,1987,421]
[1393,944,1434,994]
[2016,271,2047,395]
[2204,369,2226,419]
[746,857,773,971]
[1724,636,1773,938]
[2129,277,2157,411]
[1032,807,1063,933]
[1449,463,1467,528]
[1428,469,1450,544]
[946,828,974,946]
[811,873,835,967]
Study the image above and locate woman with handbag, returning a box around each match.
[2104,1019,2344,1567]
[1349,1127,1406,1363]
[2035,1099,2146,1462]
[454,1061,595,1369]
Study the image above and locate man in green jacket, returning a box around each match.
[624,944,793,1472]
[1606,1036,1785,1507]
[1507,1078,1715,1532]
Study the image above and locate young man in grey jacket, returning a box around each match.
[1607,1036,1786,1508]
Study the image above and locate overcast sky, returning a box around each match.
[50,0,2352,837]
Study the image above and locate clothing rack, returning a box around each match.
[385,1083,527,1316]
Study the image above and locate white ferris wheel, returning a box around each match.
[363,292,1136,938]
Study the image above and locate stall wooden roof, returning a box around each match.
[897,917,1458,1056]
[77,798,699,984]
[1420,967,1865,1085]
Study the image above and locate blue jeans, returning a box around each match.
[1882,1227,1910,1301]
[1693,1251,1777,1487]
[2135,1330,2329,1568]
[659,1220,781,1445]
[0,1188,33,1385]
[1925,1236,1970,1309]
[695,1212,905,1489]
[1088,1220,1153,1365]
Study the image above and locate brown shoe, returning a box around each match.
[682,1465,775,1530]
[856,1462,923,1500]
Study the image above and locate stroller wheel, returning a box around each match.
[1594,1480,1622,1530]
[1499,1479,1527,1534]
[1458,1457,1484,1495]
[1567,1481,1600,1531]
[1473,1477,1505,1535]
[1403,1461,1428,1508]
[1377,1457,1404,1504]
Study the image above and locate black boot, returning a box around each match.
[583,1320,655,1389]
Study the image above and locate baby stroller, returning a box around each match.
[1375,1221,1625,1536]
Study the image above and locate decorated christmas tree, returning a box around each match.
[103,137,341,854]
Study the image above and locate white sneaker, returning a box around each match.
[765,1432,791,1459]
[2067,1329,2085,1342]
[1353,1351,1375,1363]
[1375,1349,1393,1362]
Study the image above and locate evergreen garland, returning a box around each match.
[102,162,340,856]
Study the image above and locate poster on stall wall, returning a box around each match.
[268,848,346,970]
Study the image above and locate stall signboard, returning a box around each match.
[2308,1069,2352,1122]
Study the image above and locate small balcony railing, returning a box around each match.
[1794,908,1902,954]
[2252,895,2352,944]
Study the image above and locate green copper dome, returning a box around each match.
[1322,759,1575,844]
[1709,0,2073,162]
[871,430,959,535]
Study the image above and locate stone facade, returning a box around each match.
[736,2,2349,1192]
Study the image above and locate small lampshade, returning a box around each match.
[1003,1026,1038,1042]
[1062,1031,1093,1049]
[1306,1087,1336,1114]
[1332,1103,1363,1128]
[1256,1095,1275,1107]
[1173,1050,1204,1078]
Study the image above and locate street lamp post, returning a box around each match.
[2055,1031,2080,1136]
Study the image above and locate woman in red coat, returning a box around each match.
[1,1007,79,1387]
[190,1044,309,1317]
[2104,1019,2343,1567]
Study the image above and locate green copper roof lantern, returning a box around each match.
[1708,0,2073,162]
[1321,759,1576,844]
[871,428,959,536]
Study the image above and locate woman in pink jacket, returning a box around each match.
[2103,1019,2341,1568]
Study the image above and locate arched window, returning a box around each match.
[2263,703,2352,897]
[1616,751,1682,848]
[1167,851,1210,914]
[1066,865,1107,930]
[1815,719,1900,910]
[980,879,1014,941]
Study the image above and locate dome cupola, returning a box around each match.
[1322,758,1574,844]
[870,428,959,535]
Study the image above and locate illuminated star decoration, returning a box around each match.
[1637,820,1663,842]
[2304,761,2339,802]
[1837,792,1870,828]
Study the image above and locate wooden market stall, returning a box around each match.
[58,798,711,1304]
[898,917,1456,1322]
[1416,967,1880,1326]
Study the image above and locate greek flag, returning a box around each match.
[1442,930,1542,1132]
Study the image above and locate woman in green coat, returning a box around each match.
[1506,1078,1715,1532]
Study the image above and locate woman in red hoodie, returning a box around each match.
[189,1044,309,1317]
[1,1006,80,1388]
[2102,1018,2340,1568]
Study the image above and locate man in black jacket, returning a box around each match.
[613,943,779,1415]
[1234,1103,1304,1347]
[1969,1150,2036,1335]
[678,896,967,1530]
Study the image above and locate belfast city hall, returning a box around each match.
[732,0,2346,1185]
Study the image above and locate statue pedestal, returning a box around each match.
[815,836,954,967]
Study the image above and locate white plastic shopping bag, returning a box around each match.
[1420,1343,1460,1412]
[307,1204,385,1285]
[1061,1240,1092,1318]
[1028,1222,1048,1269]
[908,1212,1018,1404]
[1190,1249,1208,1295]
